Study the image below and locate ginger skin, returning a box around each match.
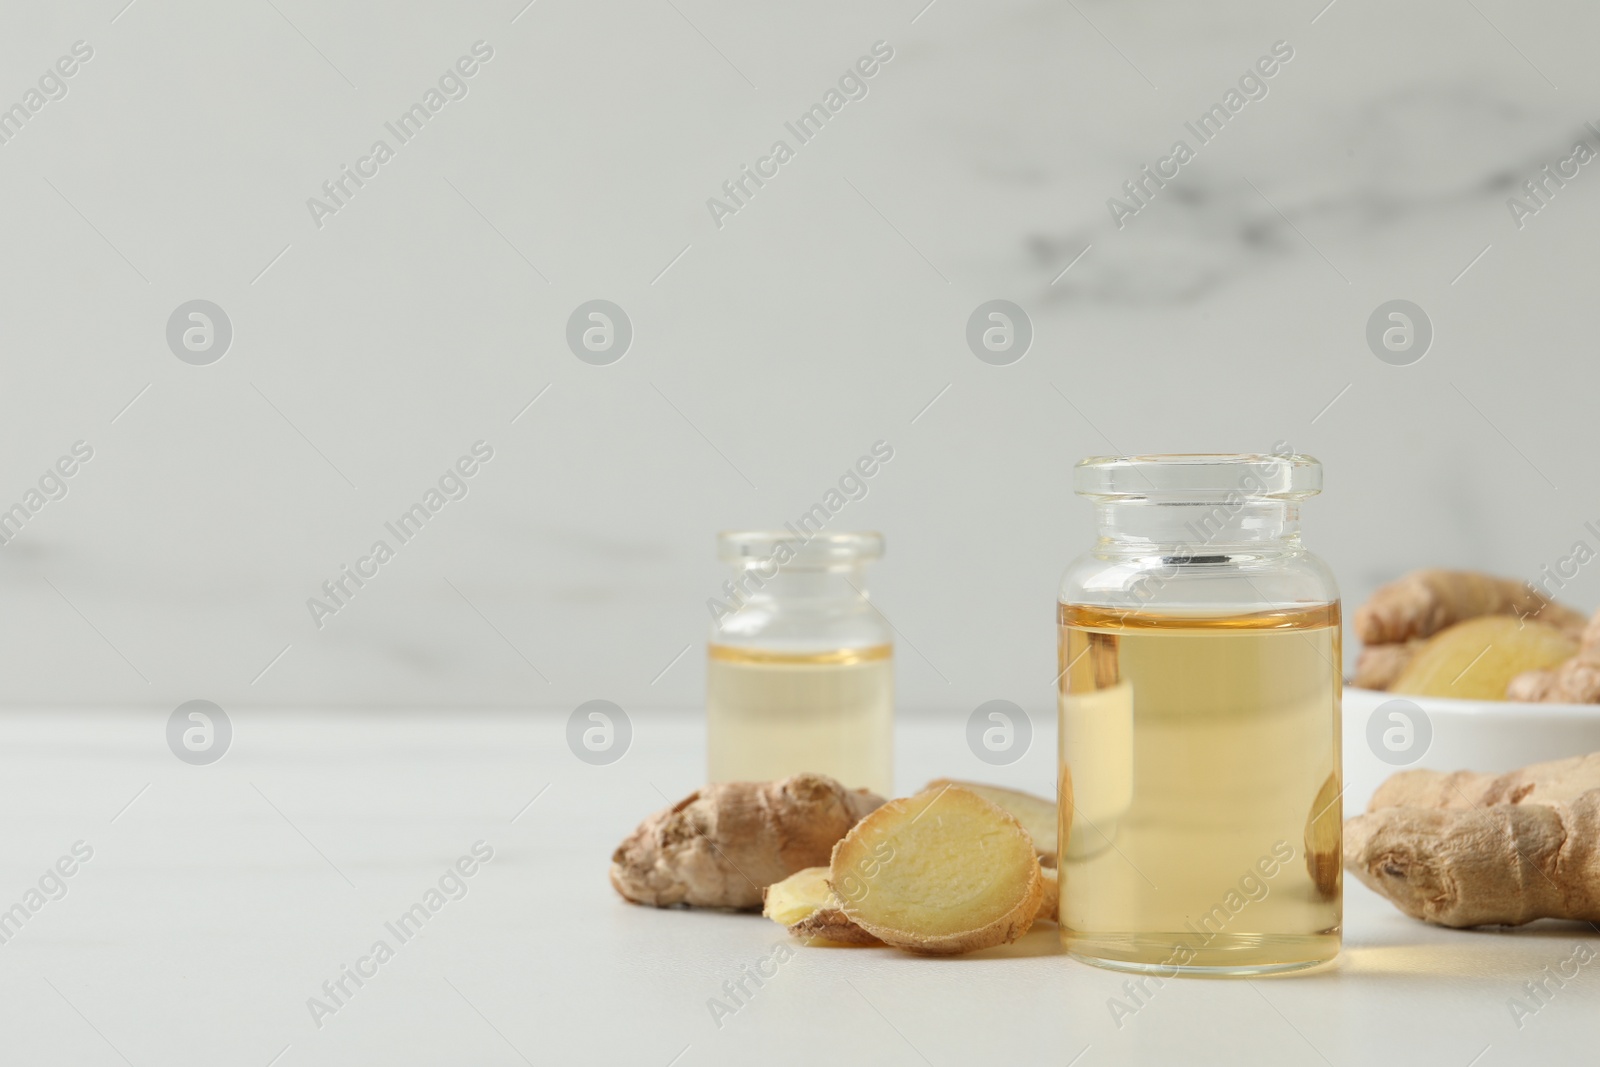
[790,905,883,945]
[610,774,883,910]
[1510,607,1600,703]
[1354,569,1586,646]
[1351,640,1426,690]
[1509,660,1600,702]
[1346,753,1600,926]
[1345,795,1600,926]
[1368,753,1600,810]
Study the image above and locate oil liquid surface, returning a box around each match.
[707,644,893,796]
[1058,603,1342,974]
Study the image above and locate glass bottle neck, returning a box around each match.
[728,563,869,604]
[713,561,886,649]
[1094,500,1302,551]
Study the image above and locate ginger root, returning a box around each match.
[1346,796,1600,926]
[1369,752,1600,810]
[1346,753,1600,926]
[922,779,1058,865]
[1354,569,1585,646]
[610,773,883,910]
[1509,660,1600,703]
[1351,640,1426,690]
[831,784,1042,955]
[1510,607,1600,703]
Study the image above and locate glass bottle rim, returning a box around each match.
[1074,453,1322,501]
[717,530,884,566]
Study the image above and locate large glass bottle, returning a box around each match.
[707,531,893,796]
[1058,454,1341,975]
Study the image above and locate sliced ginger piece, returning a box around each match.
[1389,616,1577,700]
[763,866,833,926]
[791,906,882,945]
[923,779,1058,864]
[831,784,1042,955]
[762,866,881,945]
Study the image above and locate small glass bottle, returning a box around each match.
[707,531,893,796]
[1058,454,1341,975]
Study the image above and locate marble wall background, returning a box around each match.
[2,0,1597,712]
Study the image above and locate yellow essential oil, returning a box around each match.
[707,643,893,796]
[1058,602,1342,974]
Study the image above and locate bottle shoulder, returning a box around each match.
[1059,547,1339,611]
[711,601,893,651]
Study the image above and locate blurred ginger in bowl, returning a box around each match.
[1352,569,1600,702]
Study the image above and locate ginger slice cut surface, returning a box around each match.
[922,779,1058,863]
[1388,616,1576,700]
[831,784,1042,955]
[762,866,834,926]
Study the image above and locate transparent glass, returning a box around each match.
[1058,454,1342,976]
[707,531,893,795]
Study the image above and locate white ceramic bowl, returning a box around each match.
[1342,686,1600,811]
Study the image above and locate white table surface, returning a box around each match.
[0,708,1592,1067]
